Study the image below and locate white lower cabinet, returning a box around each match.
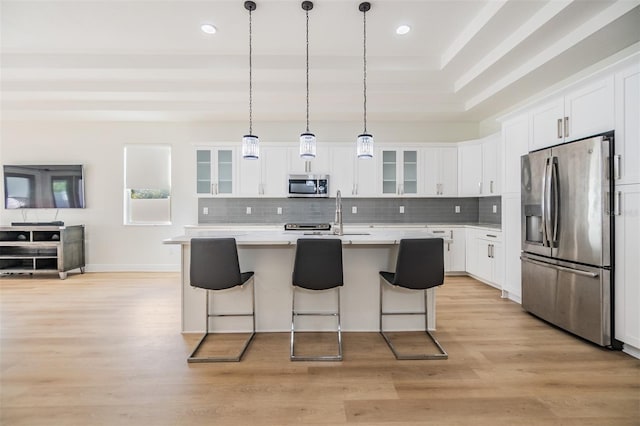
[614,184,640,352]
[428,227,465,273]
[466,228,503,288]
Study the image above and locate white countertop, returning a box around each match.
[164,228,451,246]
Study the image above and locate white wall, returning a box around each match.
[0,119,479,271]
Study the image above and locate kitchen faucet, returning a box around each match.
[333,189,343,236]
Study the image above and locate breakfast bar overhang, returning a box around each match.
[164,228,448,333]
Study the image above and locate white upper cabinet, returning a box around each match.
[237,146,289,197]
[329,145,377,197]
[530,76,614,151]
[458,134,500,197]
[378,148,421,196]
[481,133,501,196]
[614,62,640,185]
[458,143,483,196]
[329,146,356,197]
[196,147,236,196]
[423,147,458,196]
[260,146,289,197]
[501,114,530,194]
[287,146,330,174]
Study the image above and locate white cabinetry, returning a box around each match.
[530,76,614,151]
[614,185,640,352]
[481,133,501,196]
[501,193,521,302]
[423,147,458,196]
[458,143,482,196]
[329,146,377,197]
[288,146,330,174]
[614,63,640,186]
[458,134,501,197]
[196,147,236,195]
[428,226,465,273]
[500,114,529,302]
[501,115,529,194]
[466,228,503,288]
[237,146,289,197]
[379,148,420,196]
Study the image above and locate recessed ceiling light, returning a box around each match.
[201,24,217,35]
[396,25,411,35]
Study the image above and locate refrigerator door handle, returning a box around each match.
[520,256,599,278]
[541,158,551,247]
[550,157,559,245]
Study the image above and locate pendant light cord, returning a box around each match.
[363,8,367,133]
[249,7,253,135]
[305,9,310,133]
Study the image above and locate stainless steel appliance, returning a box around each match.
[287,174,329,198]
[284,223,332,231]
[520,132,618,348]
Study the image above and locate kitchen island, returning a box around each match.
[164,227,448,333]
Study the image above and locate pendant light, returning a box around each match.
[242,1,259,160]
[356,2,374,159]
[299,1,316,160]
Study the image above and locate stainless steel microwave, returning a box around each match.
[287,174,329,198]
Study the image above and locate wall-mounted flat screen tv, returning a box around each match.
[3,165,85,209]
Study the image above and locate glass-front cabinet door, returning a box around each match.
[382,150,397,194]
[380,148,419,195]
[196,148,235,195]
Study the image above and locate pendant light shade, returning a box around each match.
[357,2,373,159]
[242,1,259,160]
[299,1,316,159]
[356,133,374,158]
[299,132,316,159]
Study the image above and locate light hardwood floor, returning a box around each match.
[1,272,638,425]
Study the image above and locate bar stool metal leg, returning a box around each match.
[379,278,448,360]
[188,277,256,363]
[290,286,343,361]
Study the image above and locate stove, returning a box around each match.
[284,223,332,231]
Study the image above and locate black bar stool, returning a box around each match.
[188,238,256,363]
[379,238,448,360]
[290,238,344,361]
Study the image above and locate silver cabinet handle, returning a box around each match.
[449,230,453,239]
[520,256,598,278]
[486,234,497,238]
[490,180,494,194]
[613,155,621,180]
[557,118,563,139]
[479,181,482,194]
[564,116,569,138]
[355,183,358,195]
[487,244,491,258]
[614,191,621,216]
[432,230,446,234]
[447,243,450,252]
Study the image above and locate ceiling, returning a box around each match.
[1,0,639,126]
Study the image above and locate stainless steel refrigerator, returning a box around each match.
[520,132,618,348]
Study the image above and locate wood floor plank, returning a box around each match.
[1,272,638,425]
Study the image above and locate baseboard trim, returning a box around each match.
[85,264,180,273]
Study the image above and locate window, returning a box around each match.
[124,145,171,225]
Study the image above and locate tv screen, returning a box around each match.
[3,165,85,209]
